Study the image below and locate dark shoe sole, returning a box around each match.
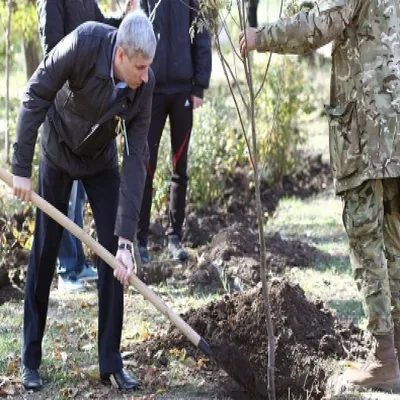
[23,383,42,391]
[100,377,140,392]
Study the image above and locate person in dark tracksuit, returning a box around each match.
[36,0,131,292]
[12,12,156,392]
[37,0,125,56]
[137,0,212,263]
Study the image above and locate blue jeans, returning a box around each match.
[57,180,86,277]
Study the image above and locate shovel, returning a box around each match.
[0,167,267,398]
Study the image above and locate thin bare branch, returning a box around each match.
[229,1,241,30]
[255,52,272,99]
[255,0,285,98]
[219,14,243,60]
[215,32,255,169]
[198,2,280,398]
[261,58,286,173]
[216,8,239,80]
[241,2,276,397]
[216,22,249,111]
[218,52,249,113]
[220,10,243,92]
[217,8,242,84]
[5,0,12,164]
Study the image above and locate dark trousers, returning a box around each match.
[247,0,259,27]
[22,161,123,375]
[137,92,193,247]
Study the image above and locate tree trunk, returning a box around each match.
[23,38,40,80]
[5,0,12,164]
[23,0,41,79]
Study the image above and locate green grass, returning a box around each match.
[267,188,366,327]
[268,189,346,247]
[0,332,20,375]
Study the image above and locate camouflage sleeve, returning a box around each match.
[256,0,359,55]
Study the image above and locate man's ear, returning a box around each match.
[116,47,125,63]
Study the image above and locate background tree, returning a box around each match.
[4,0,12,164]
[192,0,304,398]
[22,0,40,79]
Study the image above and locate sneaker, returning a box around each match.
[139,246,150,265]
[76,263,98,281]
[58,274,85,293]
[56,258,67,275]
[168,235,189,261]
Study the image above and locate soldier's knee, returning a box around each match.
[345,215,381,243]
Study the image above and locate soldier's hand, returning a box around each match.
[13,175,32,202]
[191,95,203,110]
[114,240,134,286]
[239,28,257,58]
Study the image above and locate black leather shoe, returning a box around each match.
[21,365,43,391]
[100,368,140,391]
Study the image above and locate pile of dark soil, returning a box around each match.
[197,227,335,288]
[162,225,338,294]
[180,154,331,248]
[131,279,369,400]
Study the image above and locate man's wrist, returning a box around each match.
[118,237,132,251]
[118,242,132,252]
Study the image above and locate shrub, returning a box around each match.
[151,55,315,213]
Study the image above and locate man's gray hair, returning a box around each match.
[116,10,156,60]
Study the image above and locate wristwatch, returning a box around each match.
[118,242,132,252]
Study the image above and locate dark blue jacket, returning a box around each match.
[12,23,155,240]
[37,0,122,56]
[141,0,211,98]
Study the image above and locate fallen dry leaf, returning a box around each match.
[0,385,15,396]
[338,360,358,369]
[7,361,16,375]
[81,364,99,380]
[196,358,208,368]
[71,364,81,376]
[123,360,138,367]
[53,347,62,360]
[81,343,95,352]
[169,348,185,359]
[121,351,135,359]
[59,386,79,398]
[80,301,89,309]
[61,351,68,363]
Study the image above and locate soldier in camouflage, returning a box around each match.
[240,0,400,393]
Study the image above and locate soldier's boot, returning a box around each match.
[394,323,400,367]
[343,333,400,393]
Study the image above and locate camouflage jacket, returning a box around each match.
[256,0,400,194]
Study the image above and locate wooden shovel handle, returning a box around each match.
[0,167,201,347]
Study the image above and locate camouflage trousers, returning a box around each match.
[342,178,400,335]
